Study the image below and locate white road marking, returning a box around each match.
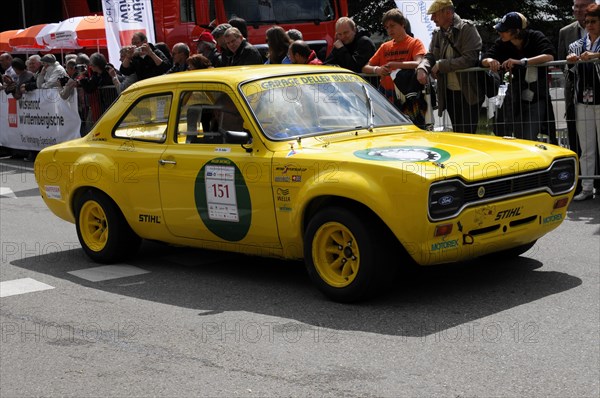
[0,278,55,298]
[68,265,150,282]
[0,187,17,198]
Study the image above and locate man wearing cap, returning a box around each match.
[195,32,221,67]
[211,23,233,67]
[481,12,556,142]
[416,0,482,134]
[36,54,68,89]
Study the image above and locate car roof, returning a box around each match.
[128,65,352,91]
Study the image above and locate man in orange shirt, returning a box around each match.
[363,9,426,104]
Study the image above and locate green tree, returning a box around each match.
[348,0,576,50]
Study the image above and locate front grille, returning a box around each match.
[429,157,576,221]
[464,173,554,201]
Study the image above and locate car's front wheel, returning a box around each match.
[75,189,141,263]
[304,207,395,302]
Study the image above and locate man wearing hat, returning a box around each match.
[211,23,233,66]
[36,54,68,89]
[195,31,221,67]
[416,0,483,134]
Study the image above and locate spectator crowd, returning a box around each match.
[1,0,599,199]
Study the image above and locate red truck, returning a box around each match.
[64,0,347,54]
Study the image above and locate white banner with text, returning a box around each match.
[0,89,81,151]
[102,0,156,69]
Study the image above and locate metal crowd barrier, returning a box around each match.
[82,85,119,135]
[361,59,599,182]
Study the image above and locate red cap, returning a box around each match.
[194,31,216,43]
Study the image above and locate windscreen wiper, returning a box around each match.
[362,84,374,132]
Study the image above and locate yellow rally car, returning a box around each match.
[34,65,577,302]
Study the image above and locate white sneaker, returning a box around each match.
[573,191,594,201]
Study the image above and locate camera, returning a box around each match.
[75,64,87,73]
[134,47,142,54]
[58,76,70,86]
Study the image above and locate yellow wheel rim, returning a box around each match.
[311,221,360,288]
[79,200,109,252]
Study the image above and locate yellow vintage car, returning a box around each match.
[34,65,577,302]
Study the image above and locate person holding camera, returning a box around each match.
[119,32,170,80]
[58,59,79,100]
[79,53,122,121]
[36,54,68,89]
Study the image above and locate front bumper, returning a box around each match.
[413,192,571,265]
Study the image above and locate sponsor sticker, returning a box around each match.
[354,146,451,163]
[45,185,62,200]
[431,239,459,251]
[542,213,563,224]
[195,158,252,241]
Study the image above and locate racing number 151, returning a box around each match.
[211,183,230,199]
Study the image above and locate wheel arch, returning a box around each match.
[301,195,409,257]
[71,186,128,227]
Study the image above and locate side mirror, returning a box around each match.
[224,130,250,144]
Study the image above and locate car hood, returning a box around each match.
[284,130,576,182]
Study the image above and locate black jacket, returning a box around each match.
[324,28,376,73]
[227,40,263,66]
[166,62,189,74]
[79,70,113,93]
[120,43,171,80]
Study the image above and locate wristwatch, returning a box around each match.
[520,58,528,67]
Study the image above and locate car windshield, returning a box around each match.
[241,73,411,140]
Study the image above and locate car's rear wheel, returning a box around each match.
[75,190,141,263]
[304,207,395,302]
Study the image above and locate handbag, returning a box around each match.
[443,34,501,99]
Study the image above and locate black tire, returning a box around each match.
[304,206,395,302]
[74,189,141,263]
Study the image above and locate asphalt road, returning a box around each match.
[1,158,598,397]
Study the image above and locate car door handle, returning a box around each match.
[159,159,177,165]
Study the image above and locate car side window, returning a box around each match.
[114,94,172,142]
[177,91,244,144]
